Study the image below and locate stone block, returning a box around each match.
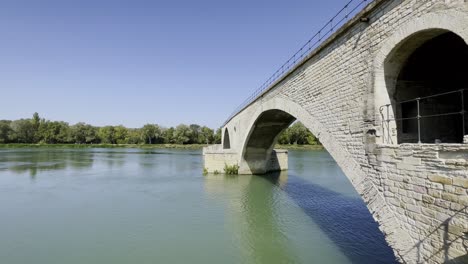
[421,207,435,217]
[397,162,416,171]
[459,195,468,206]
[422,195,435,204]
[405,204,421,214]
[452,176,468,188]
[441,192,459,203]
[428,175,452,185]
[402,157,421,165]
[413,185,427,194]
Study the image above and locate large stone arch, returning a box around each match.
[372,9,468,144]
[234,95,414,262]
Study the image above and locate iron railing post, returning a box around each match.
[417,98,421,144]
[379,105,385,144]
[386,104,390,144]
[462,89,466,137]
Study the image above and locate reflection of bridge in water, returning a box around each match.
[204,169,397,263]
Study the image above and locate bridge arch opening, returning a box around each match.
[241,109,296,174]
[223,128,231,149]
[384,30,468,144]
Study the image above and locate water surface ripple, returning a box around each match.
[0,148,397,264]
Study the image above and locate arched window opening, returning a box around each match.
[223,128,231,149]
[389,32,468,144]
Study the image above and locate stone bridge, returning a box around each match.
[203,0,468,263]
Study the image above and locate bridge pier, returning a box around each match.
[203,146,287,175]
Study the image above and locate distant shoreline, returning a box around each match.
[0,143,323,151]
[275,144,324,150]
[0,143,207,150]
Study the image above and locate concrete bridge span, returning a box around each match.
[204,0,468,263]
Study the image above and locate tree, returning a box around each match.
[70,123,98,144]
[173,124,192,144]
[277,122,318,145]
[214,128,222,144]
[114,125,128,144]
[198,126,214,144]
[189,124,201,144]
[125,129,143,144]
[162,127,175,144]
[98,126,116,144]
[38,121,70,143]
[277,129,290,144]
[0,113,222,146]
[9,119,35,143]
[0,120,12,143]
[141,124,162,144]
[32,112,41,142]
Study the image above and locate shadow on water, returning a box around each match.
[241,173,299,264]
[260,172,398,264]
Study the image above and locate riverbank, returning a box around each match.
[0,143,208,150]
[0,143,323,150]
[275,144,324,150]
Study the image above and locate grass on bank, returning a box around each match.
[0,143,208,150]
[274,144,323,150]
[0,143,323,151]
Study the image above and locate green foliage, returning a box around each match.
[223,164,239,175]
[0,120,12,143]
[38,121,70,143]
[125,129,143,144]
[214,128,222,144]
[1,113,221,146]
[141,124,162,144]
[203,167,208,175]
[173,124,192,144]
[10,119,35,143]
[199,126,214,144]
[189,124,200,144]
[277,122,320,146]
[98,126,116,144]
[213,170,220,175]
[70,123,98,144]
[162,127,175,144]
[114,125,128,144]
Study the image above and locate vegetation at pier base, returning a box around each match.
[0,113,222,146]
[224,164,240,175]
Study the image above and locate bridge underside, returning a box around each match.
[241,110,295,174]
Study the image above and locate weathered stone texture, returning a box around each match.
[204,0,468,263]
[372,144,468,263]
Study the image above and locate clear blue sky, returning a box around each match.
[1,0,361,129]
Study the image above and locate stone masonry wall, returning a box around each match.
[203,146,288,174]
[217,0,468,263]
[370,144,468,263]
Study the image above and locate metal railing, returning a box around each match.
[223,0,371,126]
[380,89,467,144]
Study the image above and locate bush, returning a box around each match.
[224,164,239,175]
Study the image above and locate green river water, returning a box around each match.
[0,148,397,264]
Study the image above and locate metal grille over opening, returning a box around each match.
[382,32,468,144]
